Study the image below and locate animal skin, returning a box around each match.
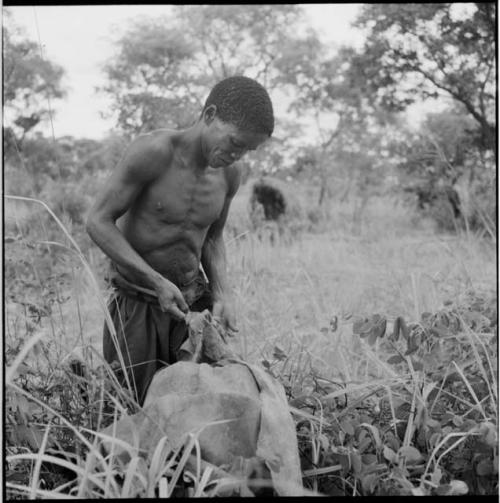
[100,311,303,496]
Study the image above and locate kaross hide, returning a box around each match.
[101,310,303,496]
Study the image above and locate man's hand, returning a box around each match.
[212,297,238,335]
[154,278,189,321]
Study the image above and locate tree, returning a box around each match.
[395,107,495,233]
[351,3,496,150]
[3,10,66,145]
[175,4,307,90]
[99,5,321,137]
[99,18,200,136]
[281,42,402,206]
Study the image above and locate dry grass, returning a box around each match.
[226,186,495,374]
[4,183,497,497]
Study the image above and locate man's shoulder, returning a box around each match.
[122,130,176,176]
[131,129,176,161]
[223,163,242,198]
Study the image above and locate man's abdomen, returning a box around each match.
[141,239,203,286]
[118,212,207,287]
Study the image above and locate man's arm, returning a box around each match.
[86,137,188,320]
[201,166,240,331]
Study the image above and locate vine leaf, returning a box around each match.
[353,314,387,346]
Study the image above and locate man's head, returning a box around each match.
[200,76,274,168]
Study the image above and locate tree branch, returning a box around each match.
[413,66,493,133]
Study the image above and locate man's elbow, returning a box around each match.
[203,235,226,261]
[85,210,102,241]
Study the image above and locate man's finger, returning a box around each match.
[174,290,189,313]
[167,304,187,321]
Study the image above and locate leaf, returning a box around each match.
[476,458,494,476]
[387,354,405,365]
[359,413,372,425]
[272,345,287,361]
[398,445,423,464]
[410,358,423,371]
[318,433,329,451]
[12,424,45,451]
[440,412,454,424]
[390,317,401,341]
[404,333,419,355]
[353,317,371,336]
[426,417,440,429]
[330,315,338,332]
[443,371,462,384]
[354,315,386,343]
[331,452,349,472]
[349,451,362,475]
[289,394,312,408]
[358,437,372,453]
[15,395,33,424]
[383,446,397,464]
[362,453,377,465]
[360,472,378,494]
[6,470,28,483]
[436,480,469,495]
[372,315,387,338]
[430,466,443,485]
[261,359,271,369]
[340,419,355,437]
[362,463,388,476]
[359,423,382,449]
[447,480,469,495]
[385,432,401,452]
[399,317,410,340]
[367,330,379,346]
[478,421,497,447]
[357,429,368,443]
[411,485,428,496]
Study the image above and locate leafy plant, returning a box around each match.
[268,289,498,496]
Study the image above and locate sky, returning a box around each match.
[5,4,367,140]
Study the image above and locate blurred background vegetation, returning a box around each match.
[4,4,496,242]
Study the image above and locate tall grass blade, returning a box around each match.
[29,424,52,499]
[452,361,488,420]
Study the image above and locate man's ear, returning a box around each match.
[203,104,217,125]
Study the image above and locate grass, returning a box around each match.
[226,189,495,364]
[4,182,498,497]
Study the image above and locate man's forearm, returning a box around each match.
[201,236,230,301]
[86,216,163,289]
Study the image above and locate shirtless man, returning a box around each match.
[87,76,274,405]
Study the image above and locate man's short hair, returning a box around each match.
[203,76,274,136]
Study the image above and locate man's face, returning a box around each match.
[202,109,268,169]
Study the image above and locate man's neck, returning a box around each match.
[177,122,209,171]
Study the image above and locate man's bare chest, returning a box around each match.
[138,166,227,228]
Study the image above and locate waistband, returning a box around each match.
[107,264,209,307]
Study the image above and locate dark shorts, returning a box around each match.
[103,270,213,406]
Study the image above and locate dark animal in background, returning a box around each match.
[404,183,462,220]
[251,178,287,221]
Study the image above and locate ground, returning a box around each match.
[4,180,497,497]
